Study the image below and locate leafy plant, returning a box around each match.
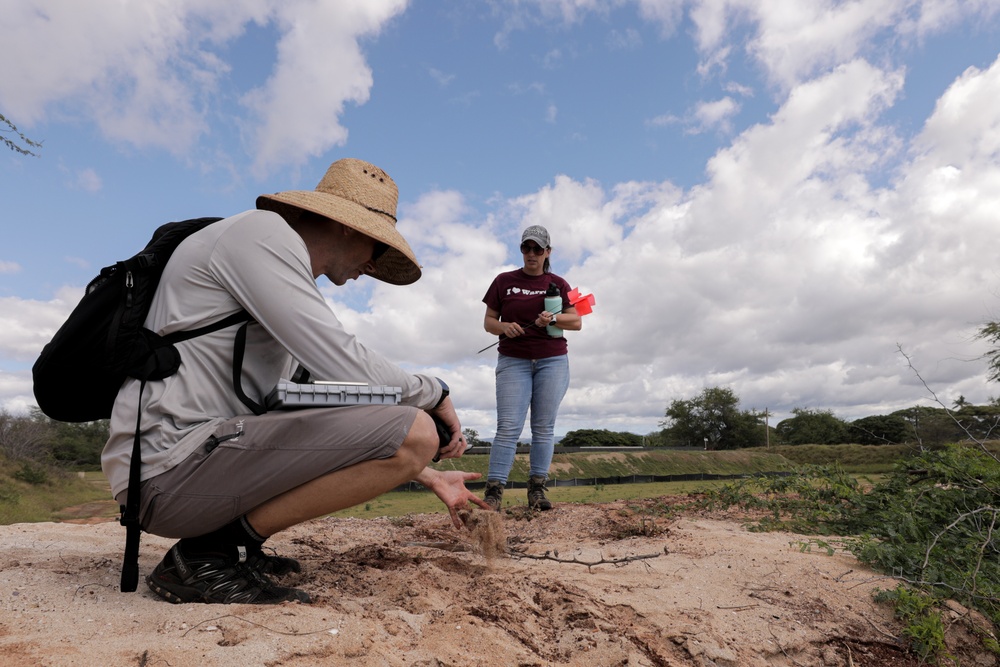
[0,481,19,504]
[792,538,840,556]
[874,585,950,664]
[13,462,49,485]
[699,466,870,535]
[702,445,1000,661]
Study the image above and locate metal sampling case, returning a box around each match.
[266,380,402,410]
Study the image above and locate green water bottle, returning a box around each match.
[545,282,563,338]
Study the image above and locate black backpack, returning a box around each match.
[32,216,261,592]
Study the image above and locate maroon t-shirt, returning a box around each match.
[482,269,572,359]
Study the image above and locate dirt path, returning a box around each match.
[0,498,994,666]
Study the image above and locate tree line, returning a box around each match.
[5,390,989,471]
[466,387,998,451]
[655,386,1000,450]
[0,409,108,468]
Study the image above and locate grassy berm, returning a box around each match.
[0,443,929,525]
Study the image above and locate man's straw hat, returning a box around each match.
[257,158,421,285]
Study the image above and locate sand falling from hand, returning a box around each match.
[461,510,508,560]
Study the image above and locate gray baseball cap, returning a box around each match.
[521,225,550,247]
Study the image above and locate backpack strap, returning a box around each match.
[119,309,259,592]
[164,309,263,415]
[119,379,148,593]
[232,321,266,416]
[162,310,253,345]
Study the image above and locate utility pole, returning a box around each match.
[765,408,770,448]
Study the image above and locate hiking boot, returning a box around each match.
[247,550,301,577]
[483,480,504,511]
[146,543,311,605]
[527,475,553,511]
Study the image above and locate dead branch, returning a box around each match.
[897,344,1000,464]
[860,611,899,640]
[920,507,998,577]
[717,603,759,611]
[510,546,667,571]
[181,614,338,638]
[401,541,473,552]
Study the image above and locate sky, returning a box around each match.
[2,0,1000,440]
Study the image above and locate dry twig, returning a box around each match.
[181,614,338,638]
[511,546,667,571]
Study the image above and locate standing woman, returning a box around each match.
[481,225,581,511]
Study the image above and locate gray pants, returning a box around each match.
[115,405,418,538]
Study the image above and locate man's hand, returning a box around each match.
[429,396,466,460]
[415,469,492,529]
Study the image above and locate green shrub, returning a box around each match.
[702,444,1000,654]
[13,462,49,485]
[0,481,19,504]
[874,585,950,664]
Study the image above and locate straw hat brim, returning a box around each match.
[257,191,422,286]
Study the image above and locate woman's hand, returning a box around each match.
[500,321,525,338]
[416,469,492,529]
[534,310,555,328]
[486,307,525,339]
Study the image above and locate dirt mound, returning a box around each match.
[0,498,994,666]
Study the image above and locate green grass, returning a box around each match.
[770,441,1000,473]
[431,448,795,481]
[0,464,113,525]
[330,479,724,520]
[0,442,968,525]
[768,443,916,471]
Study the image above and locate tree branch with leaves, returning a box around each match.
[1,112,42,157]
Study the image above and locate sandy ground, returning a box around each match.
[0,497,996,667]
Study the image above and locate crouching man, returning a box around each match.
[102,158,488,604]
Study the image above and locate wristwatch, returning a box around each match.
[433,377,450,409]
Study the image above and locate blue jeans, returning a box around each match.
[487,353,570,484]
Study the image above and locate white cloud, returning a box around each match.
[505,175,626,264]
[429,68,455,87]
[0,1,408,176]
[689,0,1000,90]
[899,0,1000,38]
[331,188,510,374]
[646,113,680,127]
[745,1,902,88]
[724,81,754,97]
[0,287,81,362]
[509,82,547,95]
[607,27,643,51]
[244,0,408,177]
[680,60,904,251]
[0,370,35,415]
[913,53,1000,166]
[499,55,999,430]
[72,168,103,193]
[542,49,565,69]
[690,96,740,133]
[2,0,998,438]
[0,1,237,151]
[876,53,1000,292]
[0,261,21,274]
[634,0,685,36]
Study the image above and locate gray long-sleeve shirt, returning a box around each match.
[101,209,440,497]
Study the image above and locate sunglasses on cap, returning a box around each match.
[520,242,547,256]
